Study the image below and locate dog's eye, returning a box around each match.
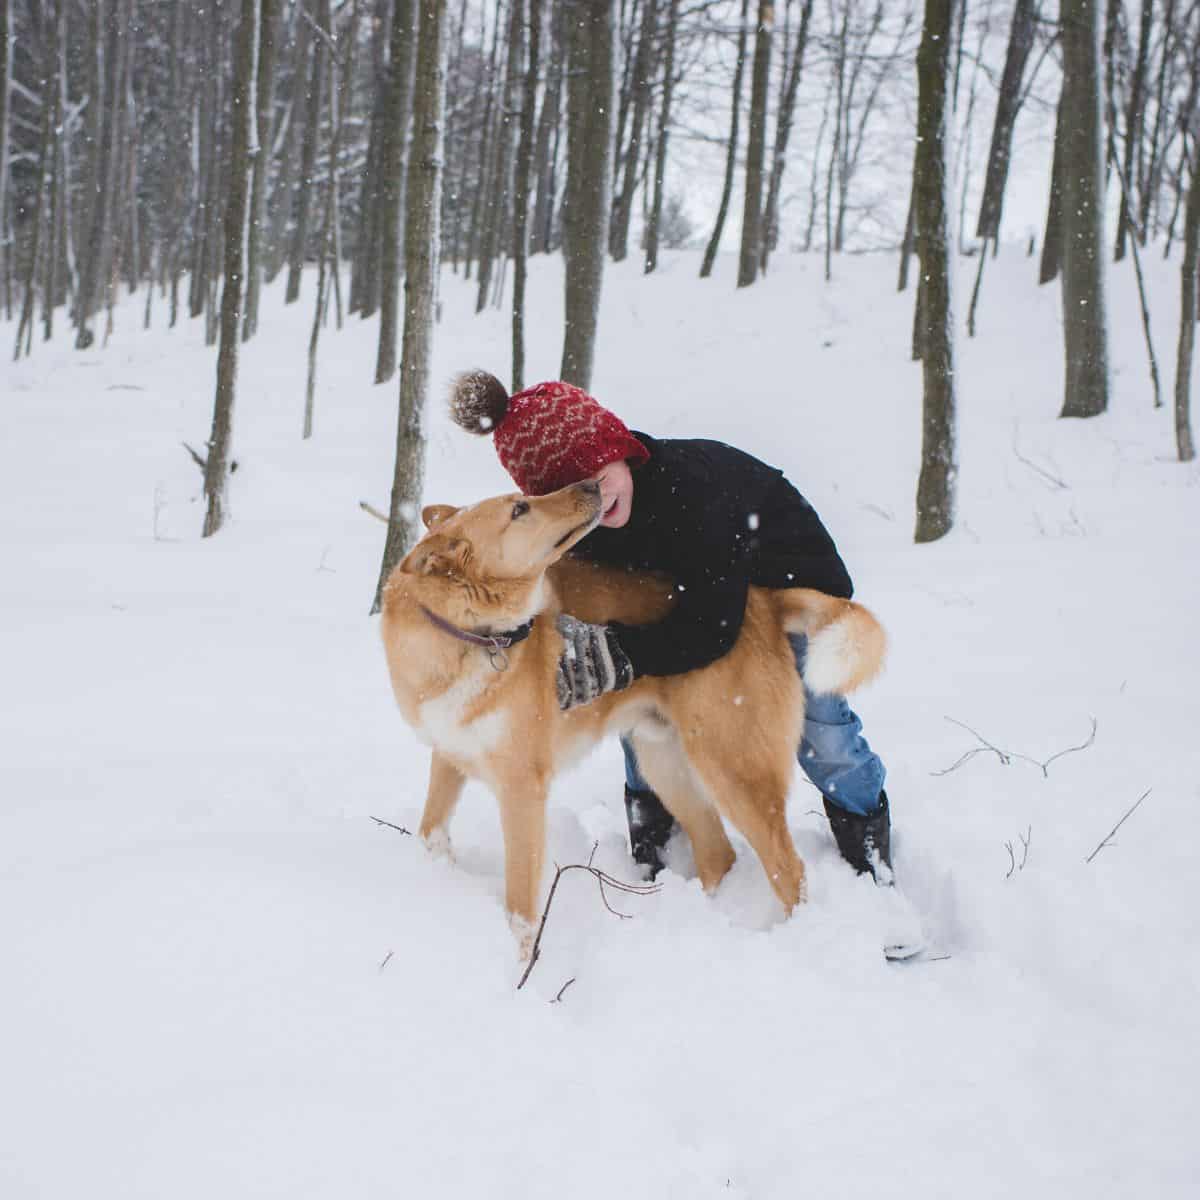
[511,501,530,520]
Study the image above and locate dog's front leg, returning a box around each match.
[495,770,548,959]
[419,752,467,858]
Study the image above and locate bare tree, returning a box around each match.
[913,0,958,544]
[610,0,658,262]
[512,0,541,390]
[700,0,749,278]
[203,0,261,537]
[373,0,450,613]
[0,0,11,320]
[1058,0,1110,419]
[761,0,814,273]
[375,0,418,384]
[1173,62,1199,462]
[644,0,679,274]
[1115,0,1153,259]
[737,0,773,288]
[243,0,278,341]
[285,0,325,305]
[560,0,616,389]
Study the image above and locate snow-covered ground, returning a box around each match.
[2,248,1198,1199]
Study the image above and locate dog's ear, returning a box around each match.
[401,534,471,578]
[422,504,459,530]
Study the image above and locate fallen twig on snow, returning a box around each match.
[370,815,412,835]
[551,978,576,1004]
[1085,789,1152,864]
[1004,825,1032,879]
[1012,426,1069,491]
[378,950,394,972]
[360,500,388,523]
[517,843,661,991]
[932,716,1097,778]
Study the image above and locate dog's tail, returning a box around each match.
[775,589,887,695]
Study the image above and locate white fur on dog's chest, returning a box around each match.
[416,662,508,762]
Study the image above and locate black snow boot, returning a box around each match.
[624,785,676,879]
[824,791,893,883]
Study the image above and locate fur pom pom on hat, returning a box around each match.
[448,370,649,496]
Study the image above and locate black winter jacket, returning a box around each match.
[571,432,853,678]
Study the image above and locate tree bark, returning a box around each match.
[737,0,773,288]
[760,0,813,273]
[913,0,958,544]
[0,0,11,311]
[373,0,449,613]
[531,2,565,255]
[1058,0,1110,419]
[243,0,278,340]
[609,0,658,262]
[700,0,749,279]
[560,0,616,389]
[476,0,524,312]
[976,0,1037,240]
[286,0,325,304]
[1173,113,1199,460]
[203,0,260,537]
[1114,0,1152,259]
[375,0,418,383]
[643,0,678,274]
[512,0,541,390]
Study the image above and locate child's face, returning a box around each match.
[590,459,634,528]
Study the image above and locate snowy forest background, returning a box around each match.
[2,0,1198,570]
[3,3,1200,1197]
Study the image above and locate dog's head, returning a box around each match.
[395,481,604,626]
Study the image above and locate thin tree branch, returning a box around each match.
[1085,789,1152,863]
[370,815,412,834]
[517,860,661,991]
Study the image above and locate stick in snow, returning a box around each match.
[1085,789,1152,864]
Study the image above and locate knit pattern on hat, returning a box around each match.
[495,381,649,495]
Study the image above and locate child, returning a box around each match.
[450,371,894,886]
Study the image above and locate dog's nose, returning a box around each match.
[577,480,601,497]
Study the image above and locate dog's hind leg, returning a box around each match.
[631,730,737,893]
[419,752,467,857]
[685,745,807,913]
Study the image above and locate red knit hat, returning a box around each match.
[448,371,649,496]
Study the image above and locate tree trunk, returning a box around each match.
[0,0,11,312]
[286,0,325,304]
[737,0,773,288]
[1114,0,1152,259]
[531,2,565,255]
[643,0,678,274]
[1139,0,1175,239]
[609,0,657,262]
[760,0,813,273]
[1058,0,1110,419]
[700,0,750,279]
[243,0,278,340]
[1173,120,1199,460]
[373,0,449,613]
[375,0,418,383]
[560,0,616,389]
[512,0,541,390]
[976,0,1037,241]
[476,0,524,312]
[203,0,260,537]
[1038,86,1067,285]
[913,0,958,545]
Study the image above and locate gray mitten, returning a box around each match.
[555,615,634,711]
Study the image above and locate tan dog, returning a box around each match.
[379,480,886,955]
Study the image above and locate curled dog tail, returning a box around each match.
[776,589,887,695]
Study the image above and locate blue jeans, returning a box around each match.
[621,634,886,817]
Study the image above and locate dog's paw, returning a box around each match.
[508,913,537,963]
[421,827,454,862]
